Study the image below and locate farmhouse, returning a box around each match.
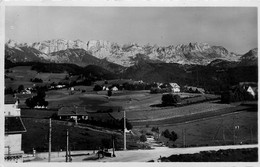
[58,106,89,124]
[239,82,258,98]
[111,86,119,91]
[246,86,257,98]
[21,88,31,94]
[4,95,26,163]
[103,86,109,91]
[56,85,65,89]
[169,83,181,93]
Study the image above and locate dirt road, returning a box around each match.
[32,144,257,162]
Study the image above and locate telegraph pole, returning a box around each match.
[66,129,69,162]
[233,117,235,145]
[123,110,126,150]
[182,128,186,147]
[48,118,51,162]
[222,119,226,145]
[250,126,253,143]
[112,135,116,157]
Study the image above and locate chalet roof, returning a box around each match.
[5,95,17,104]
[239,82,257,87]
[5,117,26,134]
[169,83,180,88]
[58,106,89,116]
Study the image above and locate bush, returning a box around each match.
[18,84,24,93]
[162,129,178,142]
[151,127,159,133]
[140,134,147,142]
[93,84,103,91]
[25,87,48,108]
[162,94,181,105]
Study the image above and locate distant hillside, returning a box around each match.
[122,59,258,93]
[5,61,118,81]
[207,59,238,68]
[83,65,118,80]
[239,48,258,66]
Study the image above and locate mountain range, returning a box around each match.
[5,39,258,93]
[6,39,256,68]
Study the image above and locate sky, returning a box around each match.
[5,6,257,54]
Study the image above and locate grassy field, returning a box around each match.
[111,102,234,121]
[141,110,258,147]
[21,118,111,153]
[21,109,57,119]
[21,118,142,153]
[5,66,67,90]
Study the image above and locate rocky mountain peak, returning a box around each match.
[5,39,256,67]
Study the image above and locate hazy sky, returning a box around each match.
[5,6,257,54]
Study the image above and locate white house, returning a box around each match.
[240,82,258,98]
[111,86,118,91]
[5,95,26,163]
[169,83,181,93]
[246,86,256,98]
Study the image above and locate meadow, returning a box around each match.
[144,110,258,147]
[5,66,68,89]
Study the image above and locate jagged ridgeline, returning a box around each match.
[5,39,258,92]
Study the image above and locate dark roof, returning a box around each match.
[5,117,26,134]
[5,95,17,104]
[58,106,89,116]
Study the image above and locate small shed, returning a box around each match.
[58,106,89,123]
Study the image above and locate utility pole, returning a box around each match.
[123,110,126,150]
[250,126,253,143]
[222,119,226,145]
[48,118,51,162]
[233,116,235,145]
[112,135,116,157]
[182,128,186,147]
[69,145,71,162]
[66,129,69,162]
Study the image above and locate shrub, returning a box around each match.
[162,129,178,142]
[140,134,147,142]
[18,84,24,93]
[162,94,181,105]
[93,84,102,91]
[151,127,159,133]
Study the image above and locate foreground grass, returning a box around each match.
[21,118,141,153]
[22,118,113,153]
